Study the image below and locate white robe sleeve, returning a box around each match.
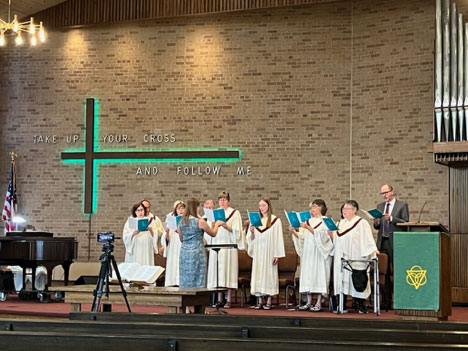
[229,209,245,250]
[359,220,377,258]
[291,228,305,257]
[246,229,255,258]
[122,218,135,255]
[160,231,168,257]
[152,216,165,253]
[272,219,286,259]
[314,225,334,259]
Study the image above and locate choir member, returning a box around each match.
[161,200,185,287]
[123,202,163,265]
[290,199,333,312]
[203,199,215,243]
[247,198,285,310]
[206,191,244,309]
[331,200,378,313]
[142,198,165,245]
[202,199,215,228]
[203,199,215,212]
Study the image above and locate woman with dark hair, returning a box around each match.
[290,199,334,312]
[247,198,285,310]
[123,202,160,265]
[161,200,186,287]
[331,200,378,314]
[178,198,225,288]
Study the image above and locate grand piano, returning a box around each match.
[0,231,78,294]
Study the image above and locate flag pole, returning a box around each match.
[2,152,18,234]
[10,152,16,191]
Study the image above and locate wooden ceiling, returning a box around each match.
[0,0,65,21]
[1,0,342,28]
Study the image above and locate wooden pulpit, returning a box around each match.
[393,222,451,321]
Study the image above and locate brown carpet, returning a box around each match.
[1,293,467,321]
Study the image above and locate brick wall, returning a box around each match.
[0,0,447,262]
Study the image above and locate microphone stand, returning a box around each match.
[417,202,428,223]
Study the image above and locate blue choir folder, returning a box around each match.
[362,208,383,219]
[213,208,226,222]
[129,217,149,231]
[247,211,262,227]
[284,210,301,228]
[297,211,311,223]
[204,208,226,222]
[322,217,339,231]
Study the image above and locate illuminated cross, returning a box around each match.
[61,98,241,214]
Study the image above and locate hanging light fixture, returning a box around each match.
[0,0,46,47]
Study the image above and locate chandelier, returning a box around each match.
[0,0,46,47]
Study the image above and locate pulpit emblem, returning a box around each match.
[406,265,427,290]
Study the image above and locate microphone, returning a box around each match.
[417,201,428,223]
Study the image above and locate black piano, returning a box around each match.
[0,231,78,293]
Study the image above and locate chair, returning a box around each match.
[154,254,167,286]
[370,252,388,310]
[237,250,252,307]
[277,251,298,309]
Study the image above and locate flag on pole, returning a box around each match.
[2,154,17,234]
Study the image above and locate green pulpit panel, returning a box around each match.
[394,222,451,321]
[394,232,440,310]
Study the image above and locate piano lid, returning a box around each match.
[6,231,53,238]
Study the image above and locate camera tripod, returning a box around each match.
[91,241,131,312]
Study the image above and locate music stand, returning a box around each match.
[205,243,238,314]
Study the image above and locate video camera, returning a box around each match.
[97,232,115,243]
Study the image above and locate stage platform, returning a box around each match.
[0,293,467,350]
[0,293,467,321]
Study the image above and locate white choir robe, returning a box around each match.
[206,207,244,289]
[247,215,286,296]
[161,229,181,286]
[9,266,47,291]
[123,215,164,266]
[292,216,334,295]
[331,216,377,299]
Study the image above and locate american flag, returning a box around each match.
[2,159,17,234]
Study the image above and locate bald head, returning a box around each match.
[204,199,215,210]
[380,184,395,202]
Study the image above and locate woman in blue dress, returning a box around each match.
[178,198,225,288]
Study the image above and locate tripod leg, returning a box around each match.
[91,257,110,312]
[110,256,131,312]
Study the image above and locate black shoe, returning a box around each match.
[358,303,368,314]
[381,302,392,311]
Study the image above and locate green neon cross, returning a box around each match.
[61,98,241,214]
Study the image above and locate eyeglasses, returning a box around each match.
[342,207,354,211]
[218,197,228,201]
[380,191,392,195]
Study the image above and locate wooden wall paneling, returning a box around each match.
[449,167,468,303]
